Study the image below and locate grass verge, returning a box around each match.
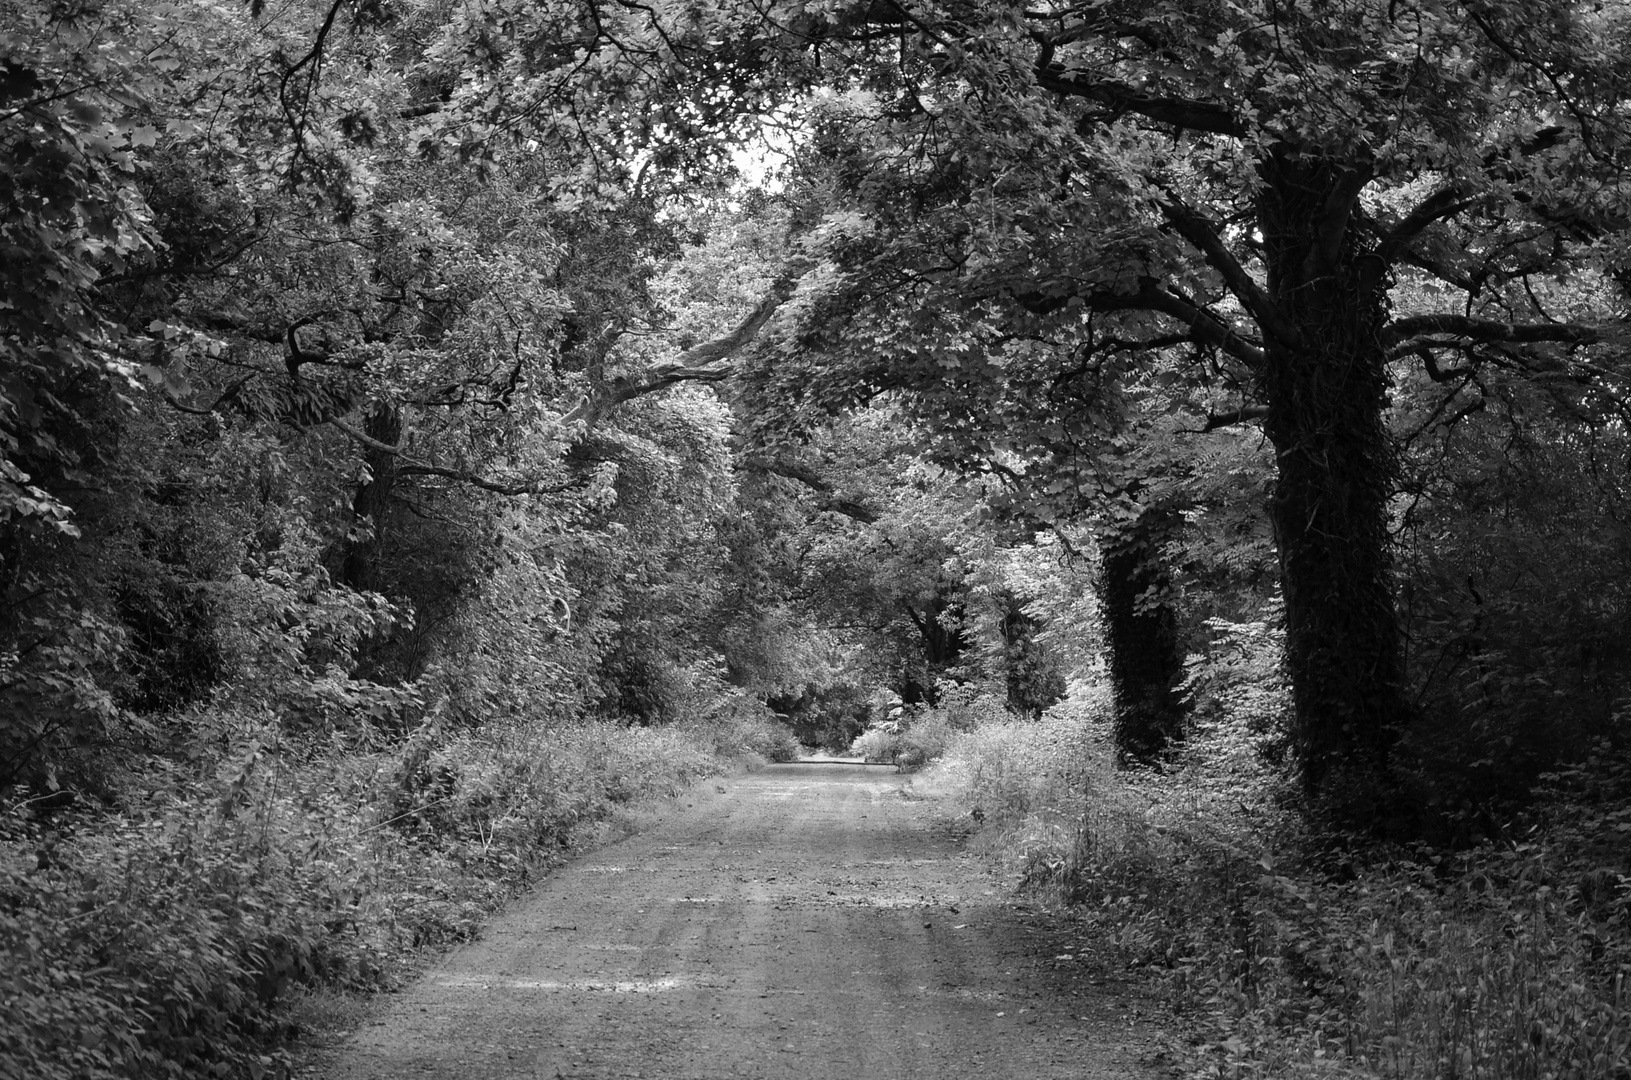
[0,702,794,1080]
[925,684,1631,1080]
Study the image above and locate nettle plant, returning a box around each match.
[1179,611,1295,779]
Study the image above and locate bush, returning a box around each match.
[934,680,1631,1080]
[744,722,803,763]
[851,683,1011,771]
[766,681,871,752]
[850,709,950,770]
[665,685,802,763]
[0,698,762,1080]
[930,682,1136,887]
[0,776,367,1080]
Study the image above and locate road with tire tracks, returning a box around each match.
[316,761,1166,1080]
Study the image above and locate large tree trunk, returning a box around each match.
[1100,506,1185,764]
[1257,154,1414,827]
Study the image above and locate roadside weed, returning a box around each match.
[1,702,765,1079]
[935,685,1631,1080]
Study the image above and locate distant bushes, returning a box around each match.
[850,683,1009,770]
[689,698,803,763]
[750,725,804,763]
[766,681,872,753]
[850,719,938,768]
[0,697,775,1080]
[932,666,1631,1080]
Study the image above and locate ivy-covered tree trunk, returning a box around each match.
[341,401,402,592]
[1258,155,1413,825]
[997,590,1066,720]
[900,592,965,705]
[1100,507,1185,764]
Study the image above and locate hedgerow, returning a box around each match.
[934,659,1631,1080]
[850,683,1011,771]
[0,694,779,1079]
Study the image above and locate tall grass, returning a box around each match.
[0,699,788,1080]
[931,682,1631,1080]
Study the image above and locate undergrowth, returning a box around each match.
[933,661,1631,1080]
[850,683,1010,770]
[0,696,788,1079]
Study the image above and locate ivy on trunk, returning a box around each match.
[750,0,1628,829]
[1100,507,1186,765]
[1257,154,1414,823]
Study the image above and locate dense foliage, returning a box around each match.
[931,672,1631,1078]
[4,0,1631,1075]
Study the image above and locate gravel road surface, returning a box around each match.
[317,761,1165,1080]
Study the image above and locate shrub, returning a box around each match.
[931,682,1144,889]
[666,684,802,763]
[851,683,1012,771]
[935,680,1631,1080]
[0,777,362,1080]
[766,681,871,752]
[857,710,952,771]
[0,696,762,1080]
[742,721,803,763]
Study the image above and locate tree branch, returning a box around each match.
[394,464,576,497]
[1385,314,1603,350]
[1159,200,1296,346]
[1181,405,1269,433]
[739,454,880,523]
[1014,281,1265,368]
[1311,164,1373,275]
[607,360,735,406]
[563,271,799,429]
[1394,247,1478,292]
[898,600,930,635]
[1121,284,1267,369]
[1379,184,1480,260]
[1416,347,1475,383]
[1036,66,1245,137]
[326,417,575,497]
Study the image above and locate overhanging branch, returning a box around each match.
[563,270,800,430]
[1379,185,1480,260]
[327,417,575,497]
[1014,281,1265,369]
[1036,66,1245,138]
[740,454,881,523]
[1126,284,1267,370]
[1159,200,1296,346]
[1394,247,1478,293]
[1182,405,1269,433]
[1386,314,1603,351]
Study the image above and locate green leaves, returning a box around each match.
[0,0,194,534]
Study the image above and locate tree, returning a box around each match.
[697,0,1631,825]
[1389,318,1631,820]
[0,0,803,787]
[0,0,170,537]
[289,0,1631,821]
[1100,502,1185,762]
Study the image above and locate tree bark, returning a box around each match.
[899,592,965,704]
[1257,153,1414,827]
[998,590,1066,720]
[341,401,401,592]
[1099,507,1185,764]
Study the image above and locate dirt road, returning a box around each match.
[317,762,1166,1080]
